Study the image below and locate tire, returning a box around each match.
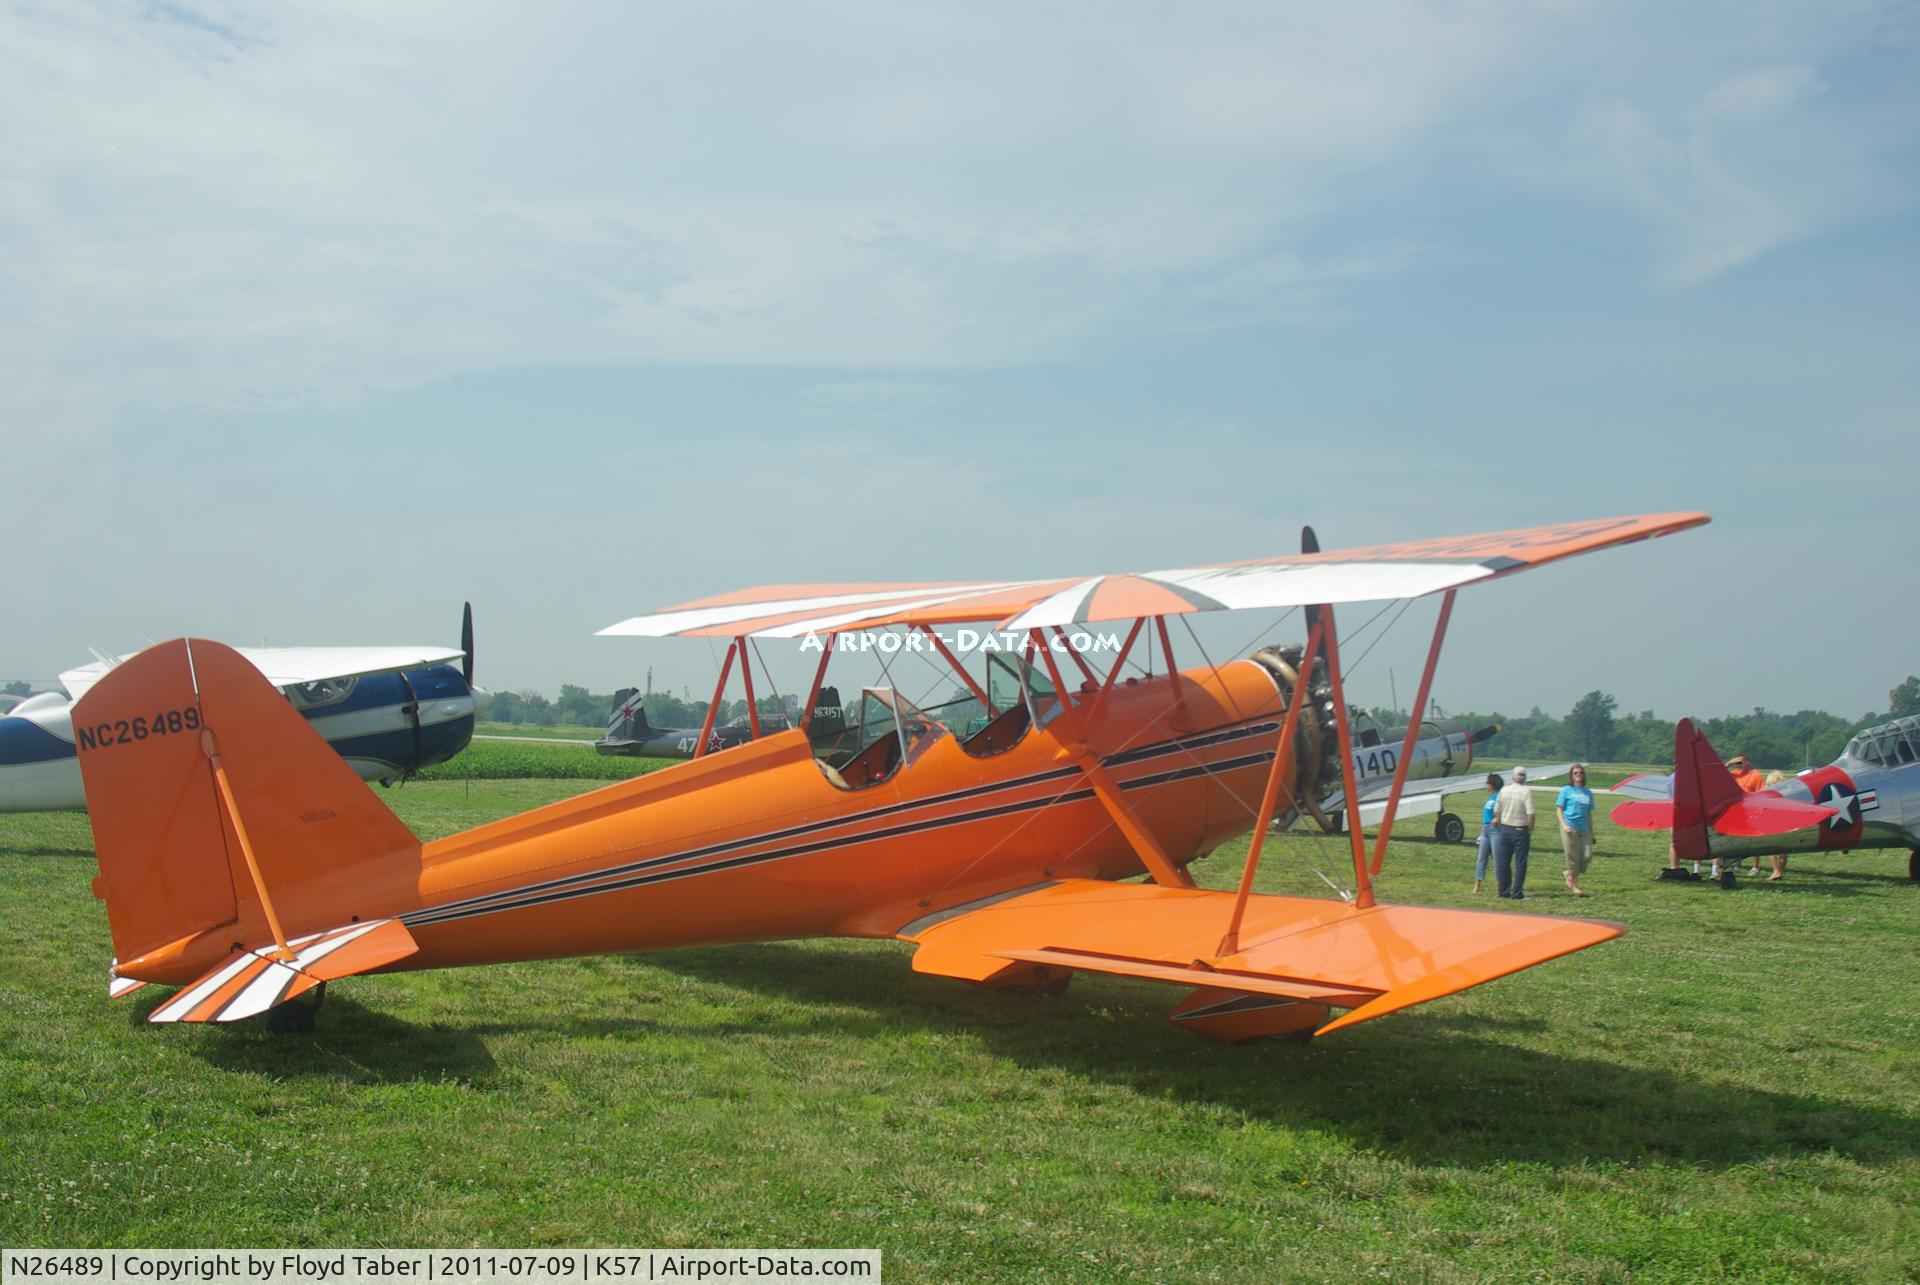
[1434,812,1465,844]
[1909,849,1919,884]
[1719,870,1738,890]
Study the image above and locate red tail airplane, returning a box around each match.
[78,514,1706,1040]
[1613,717,1920,885]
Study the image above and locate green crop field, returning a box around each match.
[2,774,1916,1282]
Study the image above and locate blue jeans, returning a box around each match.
[1491,824,1531,898]
[1476,828,1492,881]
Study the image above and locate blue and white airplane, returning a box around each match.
[1,610,489,812]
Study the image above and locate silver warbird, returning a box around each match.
[1614,715,1920,884]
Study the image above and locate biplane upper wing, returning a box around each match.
[61,644,464,702]
[600,513,1708,638]
[902,879,1621,1037]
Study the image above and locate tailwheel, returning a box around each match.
[1434,812,1465,844]
[1719,869,1739,890]
[264,981,326,1034]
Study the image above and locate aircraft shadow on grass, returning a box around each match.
[627,942,1920,1171]
[138,992,500,1087]
[6,843,98,860]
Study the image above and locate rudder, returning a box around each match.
[75,639,422,982]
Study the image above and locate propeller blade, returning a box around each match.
[461,602,475,685]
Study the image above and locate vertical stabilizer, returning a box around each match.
[75,639,421,977]
[1670,717,1744,860]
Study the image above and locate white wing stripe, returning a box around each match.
[753,582,1057,638]
[218,961,303,1022]
[1008,578,1100,631]
[599,588,975,638]
[215,921,386,1020]
[150,951,260,1022]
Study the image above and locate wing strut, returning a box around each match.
[1217,613,1326,955]
[1295,525,1375,910]
[1368,589,1457,877]
[1075,753,1196,889]
[1155,616,1188,726]
[200,727,294,961]
[919,625,991,710]
[735,635,762,739]
[1085,618,1145,722]
[692,641,737,759]
[800,634,837,731]
[1052,627,1099,687]
[1028,629,1074,709]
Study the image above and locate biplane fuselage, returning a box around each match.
[123,658,1282,985]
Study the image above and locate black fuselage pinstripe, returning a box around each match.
[402,717,1282,930]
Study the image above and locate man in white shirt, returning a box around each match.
[1491,765,1536,899]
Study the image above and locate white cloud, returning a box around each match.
[0,0,1912,443]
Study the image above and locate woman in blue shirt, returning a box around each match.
[1474,773,1502,894]
[1556,764,1595,896]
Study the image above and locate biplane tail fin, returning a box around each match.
[74,639,422,979]
[1610,719,1831,856]
[607,689,652,739]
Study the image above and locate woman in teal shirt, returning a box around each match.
[1474,773,1501,894]
[1556,764,1595,896]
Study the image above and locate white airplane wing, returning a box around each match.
[1321,762,1576,814]
[1610,772,1674,801]
[61,644,463,702]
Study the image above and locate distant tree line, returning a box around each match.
[1393,675,1919,770]
[487,684,792,732]
[485,674,1920,769]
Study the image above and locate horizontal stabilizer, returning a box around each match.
[1609,799,1675,830]
[147,919,416,1024]
[903,879,1620,1037]
[1610,772,1673,801]
[1711,793,1836,837]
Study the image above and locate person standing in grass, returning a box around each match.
[1474,773,1502,894]
[1763,769,1791,881]
[1556,764,1595,897]
[1490,765,1536,898]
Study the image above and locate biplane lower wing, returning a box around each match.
[901,880,1621,1037]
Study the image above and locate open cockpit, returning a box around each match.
[809,652,1068,789]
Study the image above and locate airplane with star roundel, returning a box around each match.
[74,513,1703,1040]
[1611,715,1920,885]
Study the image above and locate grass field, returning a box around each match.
[2,773,1916,1282]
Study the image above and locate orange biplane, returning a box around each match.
[78,514,1705,1040]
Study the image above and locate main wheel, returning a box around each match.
[264,982,325,1034]
[1434,812,1465,844]
[1909,849,1919,883]
[1719,869,1738,890]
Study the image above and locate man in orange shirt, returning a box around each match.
[1727,753,1767,793]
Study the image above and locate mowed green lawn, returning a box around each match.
[2,773,1917,1282]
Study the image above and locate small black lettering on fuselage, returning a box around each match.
[74,707,201,752]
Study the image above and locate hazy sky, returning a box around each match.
[4,1,1917,720]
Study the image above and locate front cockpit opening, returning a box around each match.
[815,686,945,790]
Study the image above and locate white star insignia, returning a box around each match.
[1819,784,1858,830]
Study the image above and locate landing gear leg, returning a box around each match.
[265,982,326,1034]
